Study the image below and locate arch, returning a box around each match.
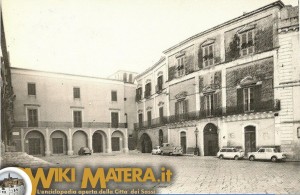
[73,130,88,155]
[111,130,125,152]
[25,130,45,156]
[50,130,68,155]
[159,130,163,146]
[180,131,187,154]
[139,133,152,153]
[244,125,256,154]
[203,123,219,156]
[93,130,107,153]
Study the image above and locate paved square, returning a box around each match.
[41,153,300,194]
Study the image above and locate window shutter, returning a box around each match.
[198,46,203,70]
[175,102,179,116]
[200,96,205,116]
[213,93,218,115]
[183,99,189,113]
[253,85,262,111]
[237,88,244,113]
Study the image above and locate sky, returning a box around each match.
[0,172,22,180]
[1,0,299,78]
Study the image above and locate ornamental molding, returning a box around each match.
[202,84,220,94]
[157,71,163,77]
[145,79,151,84]
[175,51,186,58]
[237,24,256,34]
[138,109,143,113]
[201,38,216,47]
[222,111,274,122]
[158,101,164,107]
[146,106,152,110]
[175,91,188,100]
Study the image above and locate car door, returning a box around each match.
[265,148,273,159]
[256,148,266,159]
[227,149,234,158]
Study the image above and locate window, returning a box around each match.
[147,111,152,127]
[73,111,82,127]
[203,44,214,67]
[157,75,163,92]
[129,74,133,83]
[204,94,214,116]
[175,100,188,120]
[111,112,119,128]
[111,91,117,101]
[138,113,143,128]
[177,57,185,77]
[136,87,142,101]
[28,83,36,95]
[159,107,164,124]
[28,109,38,127]
[144,83,151,98]
[244,87,254,112]
[258,148,265,153]
[123,73,127,82]
[240,30,254,56]
[73,87,80,99]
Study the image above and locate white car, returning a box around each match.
[248,148,286,162]
[151,146,161,155]
[217,147,245,160]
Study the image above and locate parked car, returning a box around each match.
[217,147,245,160]
[160,143,183,156]
[78,147,92,155]
[248,147,286,162]
[151,146,161,155]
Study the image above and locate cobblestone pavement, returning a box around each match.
[40,153,300,194]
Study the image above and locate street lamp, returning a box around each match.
[194,127,200,156]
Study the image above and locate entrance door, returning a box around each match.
[245,126,256,154]
[180,132,187,154]
[112,137,120,151]
[28,138,41,155]
[93,133,103,153]
[52,138,63,154]
[204,123,219,156]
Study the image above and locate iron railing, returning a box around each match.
[14,121,127,128]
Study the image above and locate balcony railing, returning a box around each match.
[134,100,279,130]
[14,121,128,128]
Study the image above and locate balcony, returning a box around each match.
[14,121,128,128]
[134,100,279,130]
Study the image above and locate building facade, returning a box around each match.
[11,68,136,156]
[135,1,300,159]
[0,173,25,195]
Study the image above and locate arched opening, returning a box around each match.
[140,133,152,153]
[25,130,45,156]
[93,130,107,153]
[73,130,88,155]
[159,130,163,146]
[203,123,219,156]
[180,131,187,154]
[111,130,125,152]
[50,130,67,155]
[244,126,256,154]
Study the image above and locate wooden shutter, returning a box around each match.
[183,100,189,113]
[200,96,205,117]
[253,85,262,111]
[175,102,179,116]
[237,88,244,113]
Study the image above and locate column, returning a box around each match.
[21,129,24,152]
[107,129,112,153]
[199,124,204,156]
[123,129,129,153]
[88,129,93,153]
[67,128,73,155]
[45,128,51,156]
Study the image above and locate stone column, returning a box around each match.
[88,129,93,153]
[45,128,51,156]
[107,129,112,153]
[123,129,129,153]
[67,128,73,155]
[199,124,204,156]
[21,129,24,152]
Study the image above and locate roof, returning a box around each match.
[163,0,285,54]
[135,56,166,79]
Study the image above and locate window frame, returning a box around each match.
[27,108,39,127]
[204,94,214,116]
[111,90,118,102]
[243,87,254,112]
[73,110,83,128]
[202,44,214,67]
[240,30,255,56]
[73,87,81,99]
[111,111,119,128]
[27,83,36,96]
[145,82,151,98]
[177,56,185,77]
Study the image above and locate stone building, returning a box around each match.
[135,1,300,158]
[10,68,136,156]
[0,173,25,195]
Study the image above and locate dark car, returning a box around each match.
[78,147,92,155]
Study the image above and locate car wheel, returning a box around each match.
[271,156,277,162]
[234,156,239,160]
[249,156,255,161]
[219,155,224,159]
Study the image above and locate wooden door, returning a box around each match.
[52,138,63,154]
[28,138,41,155]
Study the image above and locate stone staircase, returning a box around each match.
[1,152,53,168]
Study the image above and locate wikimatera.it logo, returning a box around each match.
[21,167,173,195]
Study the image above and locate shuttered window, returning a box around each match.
[111,91,117,101]
[111,112,119,128]
[28,83,36,95]
[240,30,254,56]
[202,44,214,67]
[28,109,38,127]
[138,113,143,128]
[175,100,188,120]
[147,111,152,127]
[157,76,163,91]
[73,111,82,127]
[73,87,80,99]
